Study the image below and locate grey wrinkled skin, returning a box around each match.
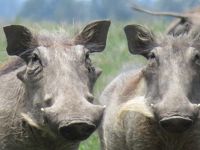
[0,20,110,150]
[100,24,200,150]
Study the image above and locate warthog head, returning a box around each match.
[3,20,110,141]
[124,24,200,134]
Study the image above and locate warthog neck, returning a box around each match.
[1,126,80,150]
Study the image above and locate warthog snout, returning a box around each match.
[159,116,193,133]
[59,121,96,141]
[154,102,199,133]
[43,103,105,140]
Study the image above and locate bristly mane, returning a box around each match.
[158,28,200,49]
[36,29,73,48]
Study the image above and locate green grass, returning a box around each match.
[79,133,100,150]
[0,20,166,150]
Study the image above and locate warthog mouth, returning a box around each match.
[58,120,96,141]
[159,116,193,133]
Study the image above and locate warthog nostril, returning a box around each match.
[59,122,96,141]
[159,116,193,133]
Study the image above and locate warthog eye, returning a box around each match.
[31,53,42,66]
[26,52,43,79]
[148,52,156,60]
[194,53,200,66]
[85,52,90,60]
[147,51,160,68]
[86,93,94,103]
[32,53,39,62]
[85,52,95,72]
[44,98,53,108]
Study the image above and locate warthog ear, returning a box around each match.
[74,20,111,52]
[124,24,156,58]
[3,25,38,61]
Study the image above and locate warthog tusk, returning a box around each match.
[21,113,41,129]
[197,104,200,108]
[41,108,45,112]
[21,112,56,138]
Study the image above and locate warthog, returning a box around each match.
[132,5,200,36]
[0,20,110,150]
[100,24,200,150]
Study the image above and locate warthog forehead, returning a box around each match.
[37,45,86,63]
[36,29,72,47]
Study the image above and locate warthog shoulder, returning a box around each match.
[100,69,145,106]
